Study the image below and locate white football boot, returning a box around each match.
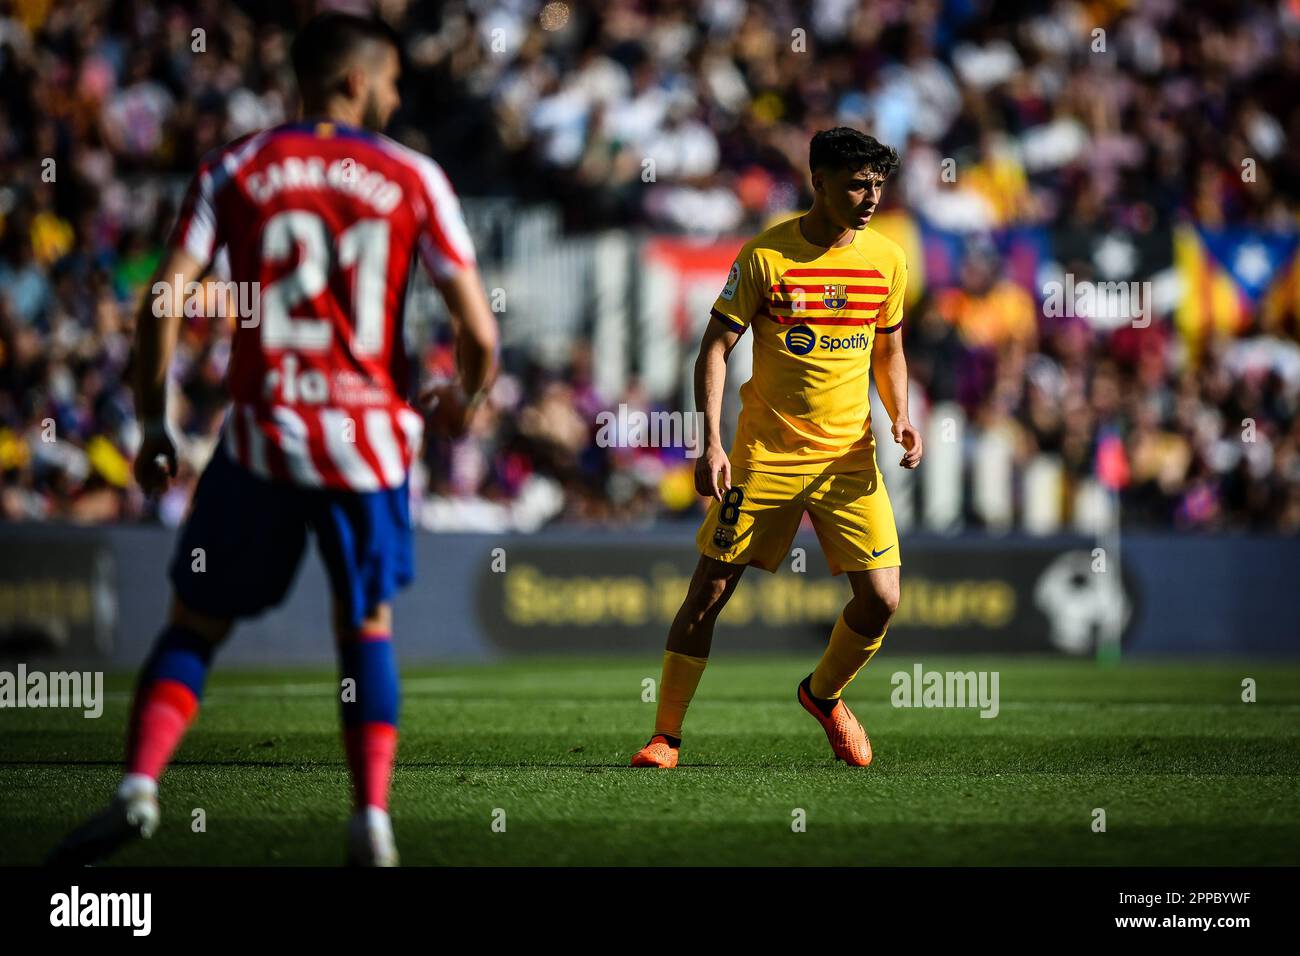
[46,774,161,866]
[346,805,399,867]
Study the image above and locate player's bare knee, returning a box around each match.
[168,597,232,645]
[683,576,731,622]
[849,568,899,625]
[874,583,900,619]
[678,561,739,626]
[845,586,898,636]
[870,586,900,628]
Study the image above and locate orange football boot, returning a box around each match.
[630,734,679,768]
[798,676,873,766]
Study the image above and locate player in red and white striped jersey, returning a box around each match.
[49,12,498,868]
[168,113,477,490]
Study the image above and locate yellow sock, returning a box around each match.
[809,612,886,700]
[654,650,709,739]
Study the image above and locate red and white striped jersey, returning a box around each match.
[169,120,476,491]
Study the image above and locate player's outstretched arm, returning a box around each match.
[132,248,207,495]
[432,264,500,431]
[871,327,922,470]
[694,317,742,499]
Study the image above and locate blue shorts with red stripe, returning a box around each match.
[169,444,414,628]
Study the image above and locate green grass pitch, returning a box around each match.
[3,655,1298,866]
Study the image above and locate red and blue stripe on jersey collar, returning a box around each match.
[281,119,384,145]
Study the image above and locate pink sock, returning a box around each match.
[125,678,200,781]
[343,722,398,811]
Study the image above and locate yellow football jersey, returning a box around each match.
[711,216,907,475]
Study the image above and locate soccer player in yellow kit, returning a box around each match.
[631,128,922,768]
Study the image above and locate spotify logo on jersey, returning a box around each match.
[784,325,816,355]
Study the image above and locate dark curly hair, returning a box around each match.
[809,127,900,178]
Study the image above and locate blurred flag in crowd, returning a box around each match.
[1174,225,1300,355]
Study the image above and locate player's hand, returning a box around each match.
[134,423,178,496]
[696,443,732,500]
[892,417,923,469]
[420,382,483,439]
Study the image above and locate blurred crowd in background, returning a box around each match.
[1,0,1298,532]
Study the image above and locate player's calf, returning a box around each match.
[124,628,215,778]
[335,607,400,853]
[630,558,742,768]
[628,649,708,768]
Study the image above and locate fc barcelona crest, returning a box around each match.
[822,283,848,312]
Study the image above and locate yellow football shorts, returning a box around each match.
[696,464,900,575]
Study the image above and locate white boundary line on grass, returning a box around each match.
[99,681,1300,710]
[102,676,480,702]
